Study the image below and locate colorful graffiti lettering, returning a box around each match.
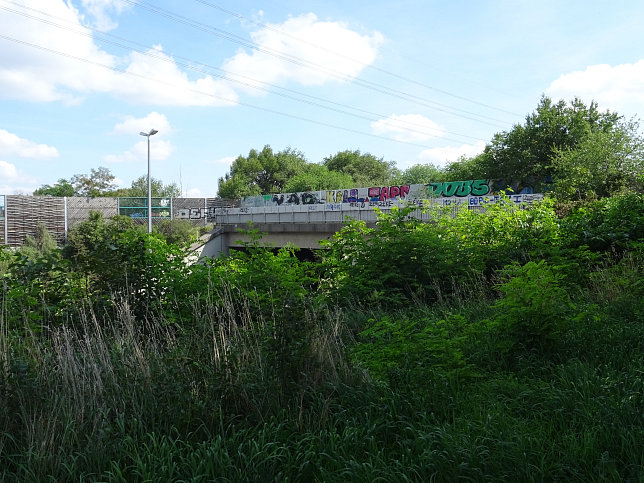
[367,185,410,201]
[428,179,490,198]
[241,180,499,208]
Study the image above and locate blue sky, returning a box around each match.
[2,0,644,196]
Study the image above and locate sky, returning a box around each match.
[2,0,644,197]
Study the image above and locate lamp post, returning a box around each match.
[139,129,158,233]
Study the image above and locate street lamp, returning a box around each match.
[139,129,158,233]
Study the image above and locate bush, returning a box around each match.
[485,260,581,360]
[154,219,199,246]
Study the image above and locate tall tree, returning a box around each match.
[393,163,445,185]
[114,175,181,198]
[283,164,354,192]
[448,97,623,192]
[71,167,117,197]
[323,150,399,187]
[217,145,308,198]
[550,119,644,200]
[33,178,75,197]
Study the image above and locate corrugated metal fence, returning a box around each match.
[0,195,236,247]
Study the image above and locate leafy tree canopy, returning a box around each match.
[448,96,628,193]
[218,145,308,198]
[393,163,445,185]
[114,175,181,198]
[283,164,354,192]
[33,179,75,197]
[550,120,644,201]
[33,167,117,197]
[71,167,118,197]
[323,149,400,187]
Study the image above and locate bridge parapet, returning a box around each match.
[213,193,544,225]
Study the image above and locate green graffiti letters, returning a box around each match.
[427,179,490,198]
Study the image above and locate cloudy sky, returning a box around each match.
[2,0,644,196]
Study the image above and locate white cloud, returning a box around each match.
[80,0,131,31]
[0,160,38,193]
[186,187,203,197]
[418,141,486,167]
[106,112,175,163]
[0,2,238,106]
[222,13,384,90]
[116,46,239,106]
[0,0,116,103]
[0,129,59,159]
[104,139,175,163]
[371,114,446,142]
[111,112,172,135]
[546,60,644,118]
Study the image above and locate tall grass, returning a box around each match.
[1,256,643,481]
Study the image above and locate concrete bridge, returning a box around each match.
[198,187,544,258]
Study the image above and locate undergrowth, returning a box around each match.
[1,195,642,481]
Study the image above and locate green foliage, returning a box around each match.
[33,166,119,197]
[20,222,59,260]
[551,120,644,201]
[113,175,181,198]
[436,196,563,273]
[323,206,458,306]
[486,260,579,358]
[443,153,488,181]
[217,145,308,198]
[352,313,471,390]
[62,211,188,317]
[32,178,75,197]
[447,97,630,195]
[283,163,354,192]
[561,193,644,253]
[153,219,198,246]
[3,176,644,481]
[71,166,118,197]
[394,162,446,185]
[322,198,563,306]
[323,149,400,187]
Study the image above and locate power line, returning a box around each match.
[189,0,523,117]
[0,32,480,150]
[0,1,489,142]
[117,0,512,127]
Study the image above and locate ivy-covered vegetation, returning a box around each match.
[1,192,642,481]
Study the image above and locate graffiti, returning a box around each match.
[428,179,490,198]
[177,208,208,219]
[272,192,322,206]
[243,194,272,207]
[301,192,323,205]
[237,180,542,208]
[368,185,410,201]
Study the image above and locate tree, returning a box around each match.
[20,223,59,260]
[71,167,117,197]
[550,120,644,201]
[217,145,308,198]
[443,154,487,181]
[33,179,75,197]
[447,97,623,192]
[393,163,445,185]
[283,164,354,192]
[323,150,400,187]
[114,175,181,198]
